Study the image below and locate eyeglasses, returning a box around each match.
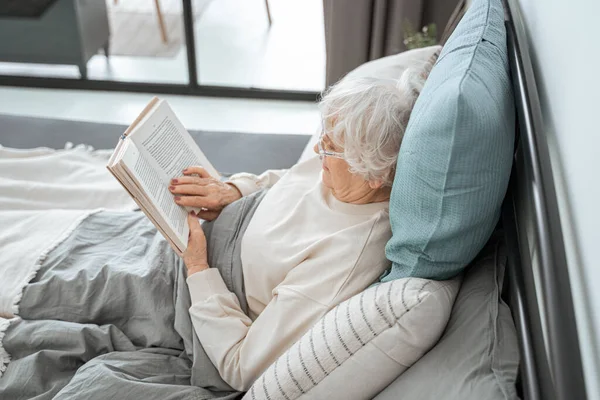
[317,131,344,161]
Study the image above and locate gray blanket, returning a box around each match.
[0,191,267,399]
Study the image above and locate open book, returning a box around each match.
[107,97,220,255]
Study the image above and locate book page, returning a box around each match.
[129,100,220,181]
[111,160,184,255]
[120,142,188,250]
[108,98,217,253]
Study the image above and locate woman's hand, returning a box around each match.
[170,166,242,221]
[183,212,209,276]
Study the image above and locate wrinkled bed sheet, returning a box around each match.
[0,187,266,399]
[0,144,136,318]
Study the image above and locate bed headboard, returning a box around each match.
[501,1,587,399]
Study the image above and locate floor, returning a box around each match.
[0,0,325,92]
[195,0,325,91]
[0,87,321,136]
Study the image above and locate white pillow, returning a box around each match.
[298,45,442,164]
[244,276,461,400]
[345,44,441,81]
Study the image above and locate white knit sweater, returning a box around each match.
[186,156,391,391]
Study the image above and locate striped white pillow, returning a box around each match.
[244,277,461,400]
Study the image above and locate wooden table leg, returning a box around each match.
[265,0,272,26]
[154,0,169,43]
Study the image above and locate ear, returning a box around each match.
[368,179,385,189]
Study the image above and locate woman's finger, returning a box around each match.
[169,183,208,196]
[175,195,219,209]
[171,176,210,186]
[183,166,211,178]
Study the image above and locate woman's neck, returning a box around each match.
[332,185,391,205]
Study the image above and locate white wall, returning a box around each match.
[511,0,600,398]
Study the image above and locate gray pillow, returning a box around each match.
[374,236,520,399]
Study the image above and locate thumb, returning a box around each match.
[195,209,220,221]
[187,212,202,235]
[183,166,211,178]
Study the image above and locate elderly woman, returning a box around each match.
[168,73,423,391]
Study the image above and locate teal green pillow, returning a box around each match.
[382,0,514,282]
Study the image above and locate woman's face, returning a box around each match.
[313,125,382,203]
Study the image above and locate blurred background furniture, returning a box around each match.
[110,0,271,49]
[0,0,110,79]
[113,0,169,43]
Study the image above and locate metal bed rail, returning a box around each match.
[502,1,587,398]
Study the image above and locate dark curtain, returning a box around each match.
[323,0,461,86]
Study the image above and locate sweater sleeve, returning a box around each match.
[226,169,288,197]
[186,268,328,391]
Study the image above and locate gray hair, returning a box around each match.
[318,68,428,187]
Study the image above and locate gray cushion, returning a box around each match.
[374,236,520,399]
[0,0,59,18]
